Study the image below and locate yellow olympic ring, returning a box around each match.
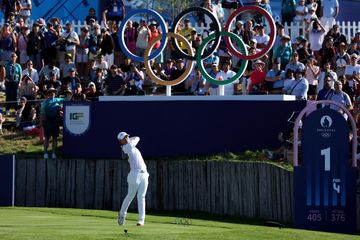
[144,32,195,86]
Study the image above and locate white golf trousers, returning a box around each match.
[119,170,149,224]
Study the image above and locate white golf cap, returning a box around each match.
[117,131,129,140]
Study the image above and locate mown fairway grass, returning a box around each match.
[0,207,357,240]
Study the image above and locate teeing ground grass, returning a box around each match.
[0,207,358,240]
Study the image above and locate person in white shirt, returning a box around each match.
[215,61,236,95]
[294,0,307,24]
[253,25,270,49]
[304,7,317,25]
[19,0,32,22]
[22,60,39,84]
[58,23,79,65]
[117,132,149,227]
[135,19,150,57]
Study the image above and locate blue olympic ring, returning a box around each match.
[118,9,168,62]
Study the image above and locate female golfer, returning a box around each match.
[117,131,149,226]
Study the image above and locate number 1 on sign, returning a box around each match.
[321,147,330,171]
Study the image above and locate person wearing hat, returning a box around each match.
[88,24,101,61]
[63,67,81,92]
[100,26,115,67]
[205,62,221,95]
[117,131,149,226]
[283,68,309,100]
[159,59,176,81]
[76,27,90,79]
[248,59,266,94]
[60,53,76,79]
[178,18,196,51]
[43,21,58,66]
[58,22,79,65]
[26,22,45,70]
[17,22,29,69]
[295,35,310,65]
[45,71,61,95]
[335,42,350,77]
[4,52,22,115]
[234,21,244,37]
[0,22,17,62]
[273,35,293,70]
[273,22,286,51]
[40,87,65,159]
[70,83,86,101]
[84,81,102,101]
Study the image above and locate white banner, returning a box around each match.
[64,105,90,136]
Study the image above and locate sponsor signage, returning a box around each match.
[64,103,91,136]
[294,108,357,233]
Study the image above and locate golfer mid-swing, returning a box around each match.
[117,132,149,226]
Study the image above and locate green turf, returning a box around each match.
[0,208,357,240]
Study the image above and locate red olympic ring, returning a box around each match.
[224,6,276,60]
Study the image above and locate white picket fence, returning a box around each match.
[2,19,359,43]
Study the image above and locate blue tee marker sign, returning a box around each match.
[294,108,357,233]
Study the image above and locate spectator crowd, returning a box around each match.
[1,0,359,158]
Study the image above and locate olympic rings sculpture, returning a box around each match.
[118,6,276,87]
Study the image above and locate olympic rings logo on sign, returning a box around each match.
[119,6,276,86]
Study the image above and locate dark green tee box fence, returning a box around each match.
[14,159,360,228]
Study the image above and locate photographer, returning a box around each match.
[124,63,145,95]
[58,23,79,65]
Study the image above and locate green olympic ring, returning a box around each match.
[196,31,248,86]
